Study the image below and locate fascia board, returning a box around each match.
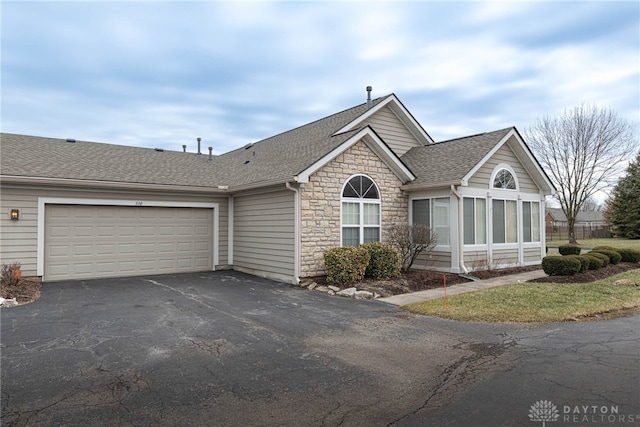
[0,175,228,193]
[333,94,433,145]
[295,127,415,184]
[461,129,555,193]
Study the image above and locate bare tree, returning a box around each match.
[581,196,601,212]
[386,223,438,273]
[526,103,637,244]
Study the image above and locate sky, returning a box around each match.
[1,1,638,157]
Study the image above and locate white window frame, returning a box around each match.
[340,174,381,246]
[522,200,541,243]
[490,163,519,191]
[410,196,451,246]
[463,197,487,246]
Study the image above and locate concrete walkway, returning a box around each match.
[379,270,549,306]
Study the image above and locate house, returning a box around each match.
[545,208,606,228]
[0,92,555,284]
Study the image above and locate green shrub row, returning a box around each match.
[542,246,639,277]
[324,242,401,285]
[542,256,582,276]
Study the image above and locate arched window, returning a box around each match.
[341,175,381,246]
[492,168,517,190]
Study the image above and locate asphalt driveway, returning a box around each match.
[2,271,639,426]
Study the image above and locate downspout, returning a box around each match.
[285,182,301,284]
[451,185,469,274]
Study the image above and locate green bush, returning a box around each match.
[542,256,581,276]
[565,255,589,273]
[324,246,370,285]
[617,248,640,263]
[582,254,604,269]
[591,246,616,251]
[590,249,621,265]
[361,242,401,279]
[587,251,609,266]
[558,244,582,256]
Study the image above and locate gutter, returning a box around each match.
[450,184,469,274]
[285,182,301,284]
[401,180,463,192]
[0,175,227,194]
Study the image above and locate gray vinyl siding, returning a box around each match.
[413,250,451,270]
[492,248,519,266]
[233,188,295,278]
[0,184,228,277]
[524,247,542,264]
[464,250,491,270]
[361,105,422,156]
[468,144,539,192]
[0,188,38,275]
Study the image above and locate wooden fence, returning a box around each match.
[545,224,611,241]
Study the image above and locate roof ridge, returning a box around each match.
[435,127,514,145]
[223,94,394,155]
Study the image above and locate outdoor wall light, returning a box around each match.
[10,209,19,220]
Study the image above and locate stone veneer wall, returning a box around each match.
[299,139,408,277]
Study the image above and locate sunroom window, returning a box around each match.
[492,199,518,243]
[341,175,380,246]
[522,201,541,242]
[463,197,486,245]
[412,197,450,245]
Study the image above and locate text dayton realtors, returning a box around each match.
[562,405,637,424]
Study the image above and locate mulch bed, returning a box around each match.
[311,263,639,297]
[527,262,639,284]
[1,279,41,305]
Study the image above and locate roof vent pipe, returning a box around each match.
[197,137,201,155]
[208,147,213,162]
[366,86,372,106]
[182,144,187,153]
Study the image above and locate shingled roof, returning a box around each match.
[401,128,514,189]
[0,95,394,191]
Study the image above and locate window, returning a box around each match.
[463,197,486,245]
[412,197,450,245]
[523,201,541,242]
[341,175,380,246]
[492,199,517,243]
[492,169,516,190]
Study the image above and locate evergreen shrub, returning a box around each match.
[361,242,401,279]
[558,244,582,256]
[324,246,370,285]
[542,256,581,276]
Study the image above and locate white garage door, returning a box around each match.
[44,204,213,281]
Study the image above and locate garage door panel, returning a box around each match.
[44,205,214,281]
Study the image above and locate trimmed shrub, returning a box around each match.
[592,246,616,251]
[617,248,640,263]
[558,244,582,256]
[1,262,22,288]
[590,249,621,265]
[566,255,589,273]
[361,242,401,279]
[587,251,610,266]
[542,256,581,276]
[324,246,370,285]
[582,254,605,270]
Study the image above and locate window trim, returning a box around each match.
[490,163,519,191]
[340,174,381,246]
[463,197,487,246]
[411,196,451,247]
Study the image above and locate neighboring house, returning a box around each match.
[0,92,555,284]
[545,208,606,229]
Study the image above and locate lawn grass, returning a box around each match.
[546,238,640,250]
[403,269,640,323]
